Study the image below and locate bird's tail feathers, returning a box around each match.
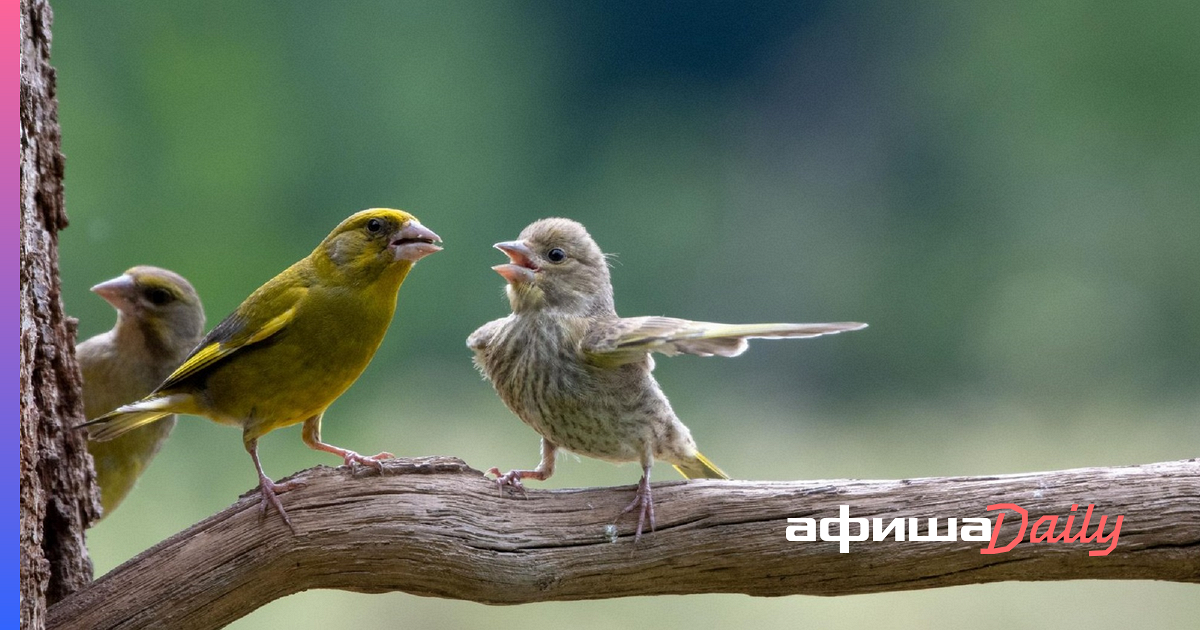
[81,394,189,441]
[673,451,729,480]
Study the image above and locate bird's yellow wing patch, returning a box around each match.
[157,295,302,390]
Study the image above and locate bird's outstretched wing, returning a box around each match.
[582,317,866,366]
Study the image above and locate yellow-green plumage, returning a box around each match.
[78,266,205,519]
[83,209,442,531]
[672,451,727,480]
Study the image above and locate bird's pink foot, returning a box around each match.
[257,477,305,534]
[618,475,655,542]
[342,450,395,474]
[487,467,532,497]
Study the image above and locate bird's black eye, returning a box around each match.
[366,218,383,234]
[146,288,173,305]
[547,248,566,263]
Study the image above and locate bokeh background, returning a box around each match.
[53,1,1198,628]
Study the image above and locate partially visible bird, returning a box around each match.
[468,218,866,540]
[83,209,442,532]
[78,266,205,519]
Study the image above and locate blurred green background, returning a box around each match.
[52,1,1198,628]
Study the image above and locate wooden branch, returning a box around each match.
[51,457,1199,630]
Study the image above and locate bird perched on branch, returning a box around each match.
[83,209,442,532]
[78,266,205,519]
[468,218,866,540]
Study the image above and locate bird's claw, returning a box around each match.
[488,467,529,497]
[618,478,655,542]
[343,450,394,474]
[257,478,304,535]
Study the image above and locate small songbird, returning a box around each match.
[78,266,205,519]
[468,218,866,540]
[83,209,442,531]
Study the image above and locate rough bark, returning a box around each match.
[20,0,100,628]
[48,457,1199,630]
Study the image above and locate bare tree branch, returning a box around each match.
[50,457,1199,629]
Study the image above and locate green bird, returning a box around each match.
[78,266,205,519]
[83,209,442,531]
[469,218,866,540]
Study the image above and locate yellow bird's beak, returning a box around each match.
[391,222,442,262]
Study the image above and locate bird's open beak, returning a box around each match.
[91,274,136,312]
[493,240,538,284]
[392,222,442,262]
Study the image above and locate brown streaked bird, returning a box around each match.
[468,218,866,540]
[78,266,206,519]
[83,209,442,532]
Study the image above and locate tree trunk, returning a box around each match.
[20,0,99,628]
